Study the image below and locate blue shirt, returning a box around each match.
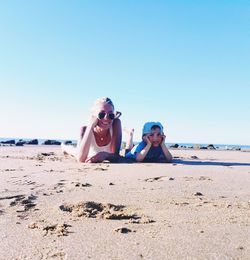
[125,141,166,162]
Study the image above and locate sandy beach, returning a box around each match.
[0,146,250,260]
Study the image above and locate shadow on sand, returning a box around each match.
[173,159,250,167]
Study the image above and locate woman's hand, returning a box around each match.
[115,111,122,119]
[90,115,99,129]
[85,151,109,163]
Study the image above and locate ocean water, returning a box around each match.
[1,137,250,150]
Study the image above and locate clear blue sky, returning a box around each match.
[1,0,249,145]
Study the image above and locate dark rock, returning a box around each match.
[194,192,203,196]
[114,227,133,233]
[64,140,72,145]
[42,140,61,145]
[26,139,38,145]
[0,139,15,145]
[82,183,92,187]
[16,140,25,146]
[15,139,38,146]
[207,144,216,150]
[170,144,179,148]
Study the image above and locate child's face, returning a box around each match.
[148,127,162,147]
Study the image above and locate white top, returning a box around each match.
[88,127,113,158]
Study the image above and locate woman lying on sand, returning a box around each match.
[62,97,122,163]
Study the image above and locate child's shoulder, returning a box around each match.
[136,140,146,147]
[128,141,145,153]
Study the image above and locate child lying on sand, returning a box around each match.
[125,122,172,163]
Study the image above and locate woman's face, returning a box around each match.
[95,102,115,130]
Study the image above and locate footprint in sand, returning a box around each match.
[199,176,212,181]
[144,176,167,182]
[59,201,140,220]
[0,194,25,201]
[114,227,135,233]
[42,223,72,237]
[194,192,204,196]
[35,249,66,260]
[9,179,36,186]
[0,202,4,215]
[51,181,67,193]
[94,167,108,171]
[36,152,62,162]
[9,194,37,212]
[28,221,72,237]
[73,182,92,187]
[127,216,155,224]
[59,201,155,224]
[3,168,16,172]
[49,251,67,259]
[183,176,194,181]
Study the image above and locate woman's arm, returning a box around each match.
[77,117,98,162]
[85,151,119,163]
[110,118,122,155]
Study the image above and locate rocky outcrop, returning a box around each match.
[15,139,39,146]
[207,144,216,150]
[170,144,179,148]
[26,139,38,145]
[42,140,61,145]
[0,140,15,145]
[16,140,26,146]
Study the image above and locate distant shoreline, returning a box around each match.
[0,137,250,151]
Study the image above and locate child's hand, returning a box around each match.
[143,135,152,145]
[161,134,166,146]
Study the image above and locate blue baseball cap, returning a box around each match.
[142,122,164,136]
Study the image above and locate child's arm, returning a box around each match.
[135,136,152,162]
[161,135,173,162]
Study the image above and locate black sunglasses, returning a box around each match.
[98,112,115,120]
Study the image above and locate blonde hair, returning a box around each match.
[91,97,115,115]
